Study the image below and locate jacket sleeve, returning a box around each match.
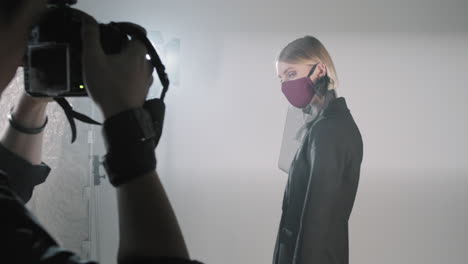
[0,143,51,203]
[293,122,344,263]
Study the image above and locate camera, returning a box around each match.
[23,0,142,97]
[22,0,169,143]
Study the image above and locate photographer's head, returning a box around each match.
[0,0,47,93]
[277,36,338,109]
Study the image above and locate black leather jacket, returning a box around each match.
[273,98,363,264]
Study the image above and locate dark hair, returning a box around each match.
[0,0,25,24]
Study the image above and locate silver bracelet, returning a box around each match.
[7,108,48,135]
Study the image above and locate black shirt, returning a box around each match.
[0,144,202,264]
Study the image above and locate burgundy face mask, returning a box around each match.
[281,64,318,108]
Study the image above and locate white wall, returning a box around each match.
[75,1,468,263]
[161,32,468,264]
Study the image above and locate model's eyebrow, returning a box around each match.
[278,67,294,78]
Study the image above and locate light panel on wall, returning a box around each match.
[164,39,181,86]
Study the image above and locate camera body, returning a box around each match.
[24,0,129,97]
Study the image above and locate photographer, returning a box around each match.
[0,1,201,263]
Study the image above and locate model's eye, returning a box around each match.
[287,71,296,79]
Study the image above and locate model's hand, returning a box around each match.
[81,16,153,119]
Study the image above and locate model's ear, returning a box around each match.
[318,63,327,78]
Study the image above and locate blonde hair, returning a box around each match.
[277,36,339,92]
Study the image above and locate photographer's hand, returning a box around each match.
[81,17,153,119]
[81,18,189,262]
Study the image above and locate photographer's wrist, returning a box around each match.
[102,107,157,186]
[100,100,144,120]
[11,100,48,130]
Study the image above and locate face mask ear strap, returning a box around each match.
[307,63,319,78]
[307,63,332,97]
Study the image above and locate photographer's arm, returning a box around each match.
[116,171,189,262]
[82,18,191,262]
[0,93,51,202]
[0,0,49,166]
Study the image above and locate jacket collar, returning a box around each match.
[323,97,350,117]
